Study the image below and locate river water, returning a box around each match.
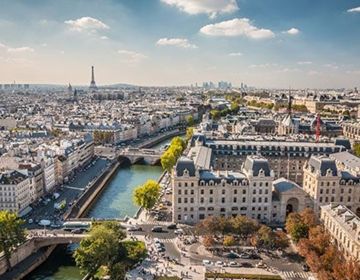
[25,137,173,280]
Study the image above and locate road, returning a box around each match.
[25,158,109,229]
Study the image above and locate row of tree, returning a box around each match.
[286,208,360,280]
[197,216,289,251]
[93,130,114,145]
[74,221,147,279]
[160,136,186,172]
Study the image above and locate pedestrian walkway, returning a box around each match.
[279,270,314,279]
[154,238,175,243]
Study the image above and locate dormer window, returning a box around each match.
[183,169,189,176]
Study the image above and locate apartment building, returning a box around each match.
[303,156,360,216]
[0,170,31,215]
[321,204,360,260]
[202,137,346,185]
[172,152,311,225]
[343,122,360,141]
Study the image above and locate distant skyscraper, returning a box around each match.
[89,66,97,91]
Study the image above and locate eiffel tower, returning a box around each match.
[89,66,98,91]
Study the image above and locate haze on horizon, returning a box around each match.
[0,0,359,89]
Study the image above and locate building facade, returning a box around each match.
[303,156,360,216]
[321,204,360,260]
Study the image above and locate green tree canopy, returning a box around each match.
[186,115,195,126]
[0,210,25,271]
[133,179,160,211]
[74,222,126,277]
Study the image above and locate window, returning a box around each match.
[190,198,194,203]
[185,182,188,187]
[264,197,268,203]
[221,197,225,203]
[242,190,246,194]
[253,182,257,187]
[210,189,213,195]
[349,188,352,194]
[191,182,194,187]
[253,190,256,194]
[222,189,225,195]
[200,189,204,195]
[258,197,262,203]
[220,208,226,212]
[178,214,181,220]
[190,190,194,195]
[259,189,262,195]
[265,189,268,194]
[234,189,237,194]
[184,190,188,195]
[178,198,181,203]
[242,197,246,203]
[252,198,256,203]
[320,189,323,194]
[200,197,204,203]
[178,190,181,195]
[178,183,181,187]
[209,197,213,203]
[233,197,237,203]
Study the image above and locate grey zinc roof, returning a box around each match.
[330,151,360,169]
[175,156,196,176]
[243,155,271,176]
[308,156,338,176]
[188,146,212,170]
[199,170,247,183]
[273,178,301,193]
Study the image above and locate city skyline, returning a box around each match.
[0,0,359,88]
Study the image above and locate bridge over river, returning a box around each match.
[117,148,163,165]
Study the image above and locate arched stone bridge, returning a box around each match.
[117,148,162,165]
[30,233,88,249]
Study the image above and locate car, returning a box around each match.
[156,247,165,253]
[154,242,164,249]
[127,226,142,232]
[202,260,212,266]
[239,253,250,259]
[229,261,239,267]
[302,264,310,272]
[215,261,224,267]
[225,252,239,259]
[71,228,83,234]
[241,262,253,268]
[28,219,33,224]
[167,223,177,230]
[151,226,163,232]
[256,261,267,268]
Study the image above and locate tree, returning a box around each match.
[133,179,160,211]
[231,216,259,238]
[160,150,176,172]
[109,262,127,280]
[223,235,236,247]
[74,222,126,277]
[202,235,216,248]
[210,109,221,120]
[230,102,240,113]
[185,127,194,143]
[286,212,309,242]
[0,211,25,271]
[354,143,360,157]
[186,115,195,126]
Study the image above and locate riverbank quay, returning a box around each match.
[0,132,182,279]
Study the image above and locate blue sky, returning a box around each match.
[0,0,359,88]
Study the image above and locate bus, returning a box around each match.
[62,221,91,232]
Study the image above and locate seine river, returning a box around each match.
[26,137,172,280]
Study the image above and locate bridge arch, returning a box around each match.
[286,197,299,216]
[118,156,132,166]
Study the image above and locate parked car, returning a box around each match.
[151,226,163,232]
[239,253,250,259]
[229,261,239,267]
[215,261,224,267]
[167,223,177,229]
[241,262,253,268]
[71,228,83,234]
[202,260,212,266]
[127,226,142,232]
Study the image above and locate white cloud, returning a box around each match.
[284,28,300,35]
[200,18,275,39]
[7,47,34,53]
[156,38,197,49]
[297,61,312,65]
[161,0,238,18]
[323,63,338,70]
[117,49,147,62]
[347,7,360,13]
[100,36,109,40]
[228,52,243,57]
[0,43,34,53]
[64,17,109,32]
[41,43,48,47]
